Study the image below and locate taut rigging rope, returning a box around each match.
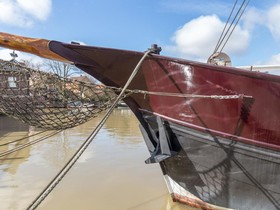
[219,0,250,53]
[213,0,250,54]
[213,0,238,54]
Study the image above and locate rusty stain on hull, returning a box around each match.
[172,193,216,210]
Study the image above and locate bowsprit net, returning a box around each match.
[0,59,117,130]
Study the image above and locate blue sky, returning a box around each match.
[0,0,280,66]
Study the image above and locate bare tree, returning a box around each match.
[44,59,81,78]
[20,59,42,70]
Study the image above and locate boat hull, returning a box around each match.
[1,33,279,209]
[140,111,280,210]
[47,41,280,210]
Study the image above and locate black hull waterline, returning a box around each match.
[140,111,280,210]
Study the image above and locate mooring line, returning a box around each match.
[0,130,48,147]
[26,49,153,210]
[0,130,62,158]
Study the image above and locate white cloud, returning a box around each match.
[240,3,280,41]
[0,0,51,27]
[17,0,51,21]
[167,15,250,61]
[266,3,280,40]
[267,53,280,65]
[165,2,280,64]
[0,48,44,65]
[0,48,15,60]
[242,7,265,31]
[0,0,32,27]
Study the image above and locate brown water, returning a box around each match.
[0,109,195,210]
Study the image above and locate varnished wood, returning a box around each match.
[0,32,69,63]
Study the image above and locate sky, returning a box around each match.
[0,0,280,67]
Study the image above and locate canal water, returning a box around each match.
[0,109,195,210]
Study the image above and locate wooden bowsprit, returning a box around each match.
[0,32,69,62]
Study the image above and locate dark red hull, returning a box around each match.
[49,41,280,151]
[48,42,280,209]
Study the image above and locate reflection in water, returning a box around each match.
[0,110,193,210]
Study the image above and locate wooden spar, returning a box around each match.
[0,32,70,63]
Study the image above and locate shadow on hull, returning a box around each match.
[140,112,280,210]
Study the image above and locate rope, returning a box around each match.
[213,0,238,54]
[135,90,252,100]
[0,130,62,158]
[109,87,253,100]
[213,0,250,54]
[219,0,250,53]
[26,49,153,210]
[0,130,47,147]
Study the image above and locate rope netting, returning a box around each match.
[196,157,230,203]
[0,59,117,130]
